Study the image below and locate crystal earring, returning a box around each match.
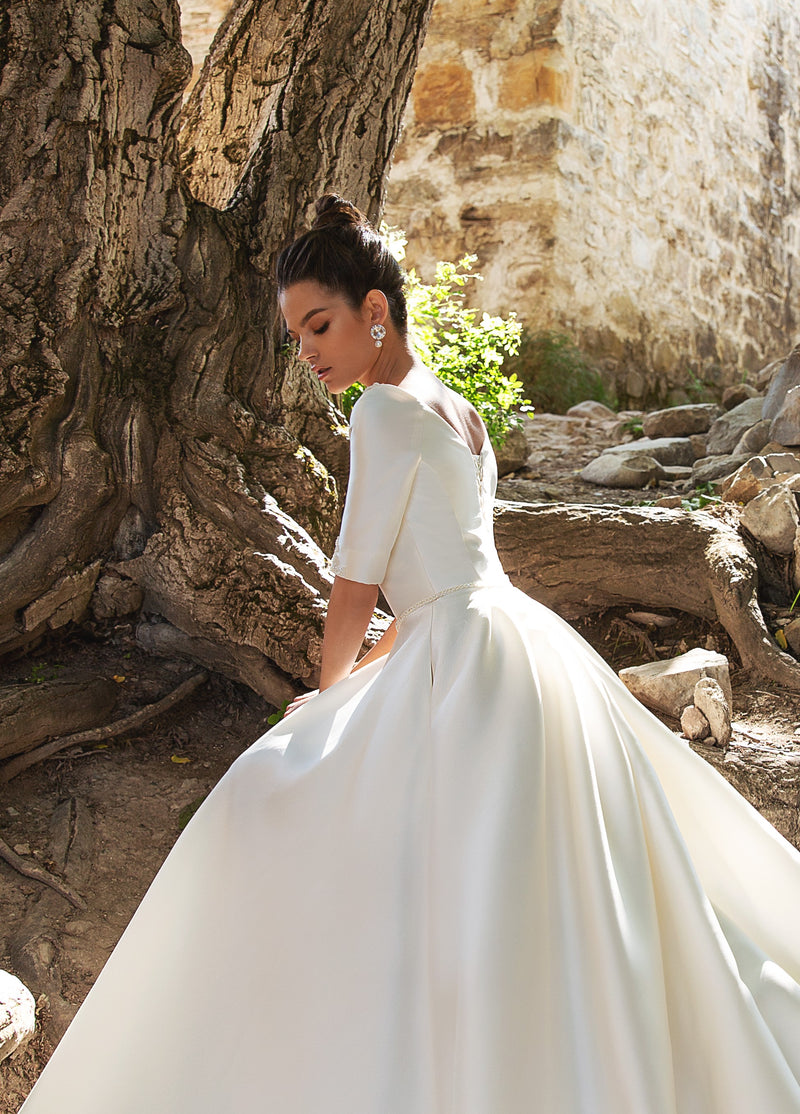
[370,323,386,348]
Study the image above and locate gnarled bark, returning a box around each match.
[0,0,434,702]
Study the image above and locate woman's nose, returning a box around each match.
[298,337,316,363]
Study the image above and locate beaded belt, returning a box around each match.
[395,577,509,625]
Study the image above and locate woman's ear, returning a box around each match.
[363,289,389,326]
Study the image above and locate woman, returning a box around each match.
[20,197,800,1113]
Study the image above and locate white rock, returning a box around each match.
[0,970,36,1064]
[681,704,711,741]
[619,647,732,717]
[581,452,666,489]
[740,484,800,554]
[566,400,617,421]
[693,677,732,746]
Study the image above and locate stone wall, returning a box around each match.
[386,0,800,405]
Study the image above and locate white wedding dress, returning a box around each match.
[20,383,800,1113]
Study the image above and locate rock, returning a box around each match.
[718,456,773,503]
[494,426,529,477]
[762,346,800,420]
[719,455,800,504]
[652,495,684,507]
[581,452,666,488]
[565,400,617,421]
[740,484,800,554]
[691,453,750,485]
[769,384,800,446]
[689,434,707,459]
[641,403,722,439]
[693,676,732,746]
[619,647,732,717]
[722,383,760,410]
[681,704,711,741]
[783,617,800,656]
[662,465,693,481]
[755,356,790,393]
[705,396,764,455]
[602,436,694,466]
[0,970,36,1064]
[765,452,800,475]
[732,418,772,456]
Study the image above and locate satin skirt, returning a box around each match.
[20,583,800,1113]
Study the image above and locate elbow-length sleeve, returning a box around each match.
[330,387,422,585]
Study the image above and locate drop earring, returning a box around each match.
[370,323,386,348]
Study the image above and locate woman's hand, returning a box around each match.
[284,690,318,717]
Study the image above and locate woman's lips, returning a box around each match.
[316,367,331,380]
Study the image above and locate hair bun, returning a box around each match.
[312,194,369,231]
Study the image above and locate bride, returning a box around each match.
[19,196,800,1113]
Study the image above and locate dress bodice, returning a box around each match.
[330,383,507,619]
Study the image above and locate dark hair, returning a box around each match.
[276,195,408,333]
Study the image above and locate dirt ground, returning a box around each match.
[3,412,800,1109]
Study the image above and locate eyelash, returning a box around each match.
[313,322,329,335]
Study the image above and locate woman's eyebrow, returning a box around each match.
[300,306,328,326]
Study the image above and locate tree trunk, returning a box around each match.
[0,0,435,703]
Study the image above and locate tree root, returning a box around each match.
[0,837,86,910]
[0,671,209,783]
[494,501,800,692]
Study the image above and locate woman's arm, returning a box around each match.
[284,578,396,716]
[351,619,397,672]
[319,575,380,690]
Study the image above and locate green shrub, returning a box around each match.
[506,329,611,415]
[341,247,528,447]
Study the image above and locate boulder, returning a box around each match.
[769,385,800,446]
[705,397,764,455]
[722,383,760,410]
[740,484,800,554]
[565,400,617,422]
[693,676,732,746]
[641,403,722,439]
[0,971,35,1064]
[618,647,732,717]
[732,419,772,456]
[691,454,750,485]
[762,346,800,420]
[581,452,666,489]
[602,437,694,467]
[681,704,711,741]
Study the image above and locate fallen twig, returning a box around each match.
[0,671,209,783]
[0,836,87,909]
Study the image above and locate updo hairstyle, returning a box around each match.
[277,195,407,334]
